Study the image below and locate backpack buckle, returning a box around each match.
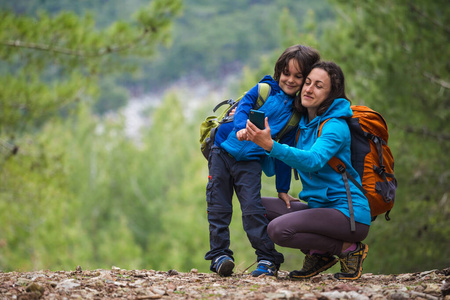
[374,165,386,175]
[337,164,346,173]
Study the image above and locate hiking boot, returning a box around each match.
[334,242,369,280]
[289,253,339,280]
[251,260,278,277]
[211,255,235,277]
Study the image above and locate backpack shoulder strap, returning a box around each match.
[317,118,331,136]
[319,118,365,192]
[255,82,271,109]
[275,111,301,141]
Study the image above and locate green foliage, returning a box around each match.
[0,0,182,132]
[0,0,183,271]
[93,78,129,115]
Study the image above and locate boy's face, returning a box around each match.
[279,59,303,96]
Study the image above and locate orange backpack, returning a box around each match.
[296,105,397,231]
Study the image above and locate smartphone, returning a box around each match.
[249,109,265,130]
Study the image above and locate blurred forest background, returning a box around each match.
[0,0,449,275]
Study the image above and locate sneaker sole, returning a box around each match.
[334,244,369,280]
[251,270,278,278]
[289,257,339,280]
[217,260,235,277]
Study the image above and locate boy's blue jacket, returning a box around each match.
[214,75,296,192]
[268,98,372,225]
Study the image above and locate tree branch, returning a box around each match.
[409,2,450,35]
[423,72,450,89]
[403,125,450,142]
[0,29,153,57]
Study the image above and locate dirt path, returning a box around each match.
[1,267,448,299]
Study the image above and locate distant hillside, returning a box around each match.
[138,0,334,91]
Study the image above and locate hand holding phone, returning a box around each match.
[249,109,265,130]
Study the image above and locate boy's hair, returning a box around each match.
[295,61,351,116]
[273,45,320,82]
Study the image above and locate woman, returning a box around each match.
[245,61,371,280]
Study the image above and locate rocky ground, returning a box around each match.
[1,266,449,299]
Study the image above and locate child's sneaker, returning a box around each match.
[211,255,235,277]
[289,253,338,280]
[251,260,278,277]
[334,242,369,280]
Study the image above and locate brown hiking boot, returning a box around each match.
[334,242,369,280]
[289,253,339,280]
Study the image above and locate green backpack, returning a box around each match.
[199,83,300,160]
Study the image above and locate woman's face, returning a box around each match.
[279,59,304,96]
[301,68,331,112]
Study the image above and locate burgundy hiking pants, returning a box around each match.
[261,197,370,256]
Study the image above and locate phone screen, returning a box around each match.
[249,109,265,130]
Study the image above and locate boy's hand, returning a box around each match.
[246,117,273,151]
[278,192,299,209]
[236,129,248,141]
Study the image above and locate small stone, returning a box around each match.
[388,291,410,300]
[25,283,45,296]
[419,270,438,277]
[151,287,166,295]
[441,280,450,297]
[423,283,441,294]
[57,279,81,290]
[190,268,198,273]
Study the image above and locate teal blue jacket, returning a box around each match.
[268,98,371,225]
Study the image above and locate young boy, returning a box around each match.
[205,45,320,277]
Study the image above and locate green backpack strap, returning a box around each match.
[254,82,271,109]
[274,111,301,141]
